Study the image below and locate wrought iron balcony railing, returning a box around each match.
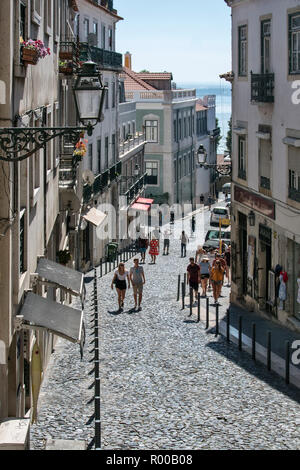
[59,154,80,189]
[251,72,275,103]
[288,187,300,203]
[119,132,146,157]
[260,176,271,190]
[79,43,122,70]
[120,173,148,206]
[83,161,122,204]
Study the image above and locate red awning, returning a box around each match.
[130,203,151,212]
[136,197,154,205]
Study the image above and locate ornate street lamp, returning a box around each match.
[0,61,108,162]
[73,61,107,136]
[196,145,232,177]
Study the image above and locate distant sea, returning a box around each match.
[178,83,232,153]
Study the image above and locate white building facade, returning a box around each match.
[226,0,300,331]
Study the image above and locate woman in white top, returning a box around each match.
[111,263,130,311]
[195,246,205,265]
[199,257,211,297]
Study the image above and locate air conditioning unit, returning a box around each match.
[88,33,98,47]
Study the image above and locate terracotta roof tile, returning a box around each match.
[121,67,156,91]
[137,72,173,80]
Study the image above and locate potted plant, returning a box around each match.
[57,249,71,265]
[21,38,51,66]
[59,60,73,75]
[59,47,73,61]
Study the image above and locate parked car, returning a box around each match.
[203,239,229,252]
[210,206,230,226]
[205,227,231,243]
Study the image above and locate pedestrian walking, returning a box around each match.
[111,263,131,312]
[163,228,171,255]
[129,258,145,311]
[187,257,200,302]
[138,236,148,264]
[224,245,231,286]
[199,256,210,297]
[191,216,196,236]
[149,236,159,264]
[200,194,204,205]
[210,259,225,305]
[180,231,189,257]
[208,195,213,211]
[195,245,206,264]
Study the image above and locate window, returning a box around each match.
[238,136,246,179]
[32,0,41,25]
[183,154,187,176]
[184,117,187,138]
[105,81,109,109]
[105,137,109,168]
[108,27,113,50]
[146,161,158,185]
[93,21,98,45]
[20,211,26,275]
[238,25,248,76]
[288,146,300,201]
[173,119,177,142]
[88,143,93,170]
[83,18,89,42]
[179,158,182,179]
[132,121,136,136]
[53,0,59,42]
[289,13,300,74]
[261,20,271,74]
[111,134,116,163]
[259,138,272,190]
[102,24,106,49]
[145,120,158,143]
[178,118,182,140]
[174,160,177,183]
[20,1,26,42]
[97,139,101,174]
[44,0,52,35]
[112,82,115,108]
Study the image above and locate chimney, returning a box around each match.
[124,51,132,70]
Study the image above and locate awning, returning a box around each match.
[20,292,83,344]
[36,258,84,299]
[135,197,154,205]
[83,207,107,227]
[130,203,151,212]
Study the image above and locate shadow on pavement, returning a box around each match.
[206,338,300,405]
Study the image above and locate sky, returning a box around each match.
[114,0,232,85]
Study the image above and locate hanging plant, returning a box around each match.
[21,38,51,66]
[73,139,88,158]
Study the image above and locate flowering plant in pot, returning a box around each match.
[73,139,88,158]
[21,38,51,65]
[59,60,73,75]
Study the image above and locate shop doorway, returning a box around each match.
[238,213,248,296]
[258,225,272,310]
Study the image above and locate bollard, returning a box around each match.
[189,288,193,317]
[252,323,256,361]
[206,297,209,329]
[109,260,112,273]
[285,341,290,385]
[226,309,230,343]
[215,303,219,337]
[177,275,181,302]
[95,376,101,450]
[105,260,107,275]
[197,292,200,323]
[267,331,271,371]
[184,273,187,286]
[100,258,103,278]
[238,316,242,351]
[181,282,185,310]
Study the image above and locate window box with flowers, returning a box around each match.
[20,38,51,66]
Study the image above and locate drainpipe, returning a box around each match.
[42,107,47,256]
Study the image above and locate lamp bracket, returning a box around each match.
[0,126,90,162]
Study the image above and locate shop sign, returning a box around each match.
[234,185,275,219]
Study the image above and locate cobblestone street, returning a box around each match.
[31,212,300,450]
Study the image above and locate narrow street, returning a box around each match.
[31,204,300,450]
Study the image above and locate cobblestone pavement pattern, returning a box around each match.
[31,214,300,450]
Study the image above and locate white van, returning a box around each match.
[210,206,230,227]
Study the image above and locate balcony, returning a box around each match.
[59,41,79,76]
[124,89,196,104]
[59,155,80,189]
[251,72,275,103]
[120,173,148,206]
[260,176,271,190]
[83,161,122,204]
[79,43,122,71]
[119,132,146,157]
[288,187,300,203]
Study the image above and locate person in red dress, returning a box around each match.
[149,237,159,264]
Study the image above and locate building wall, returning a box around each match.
[229,0,300,330]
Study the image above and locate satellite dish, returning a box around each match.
[82,170,95,186]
